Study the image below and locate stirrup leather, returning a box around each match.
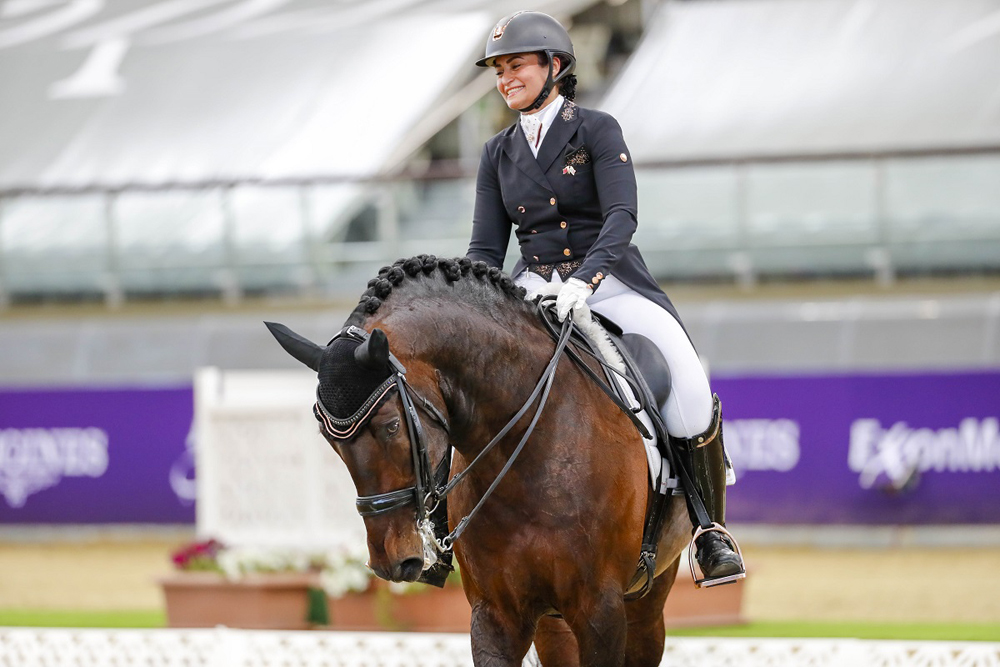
[687,522,746,588]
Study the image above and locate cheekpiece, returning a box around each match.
[315,332,397,440]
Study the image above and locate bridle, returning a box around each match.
[313,326,451,522]
[314,307,578,554]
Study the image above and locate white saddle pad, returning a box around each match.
[573,314,672,494]
[609,371,673,493]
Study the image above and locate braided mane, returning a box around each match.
[347,255,528,324]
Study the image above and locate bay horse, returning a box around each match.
[267,255,692,667]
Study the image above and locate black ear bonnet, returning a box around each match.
[314,330,400,440]
[318,337,394,418]
[265,322,403,440]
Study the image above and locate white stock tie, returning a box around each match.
[520,114,542,149]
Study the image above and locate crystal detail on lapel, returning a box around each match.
[561,100,577,122]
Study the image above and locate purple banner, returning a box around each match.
[0,386,195,523]
[717,371,1000,524]
[2,371,998,525]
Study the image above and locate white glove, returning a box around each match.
[525,281,563,302]
[555,278,592,322]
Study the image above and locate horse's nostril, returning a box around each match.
[397,557,424,582]
[369,563,391,581]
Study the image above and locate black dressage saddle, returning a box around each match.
[618,332,671,409]
[587,311,671,416]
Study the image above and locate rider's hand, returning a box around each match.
[555,278,592,322]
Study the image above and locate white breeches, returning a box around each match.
[517,271,714,439]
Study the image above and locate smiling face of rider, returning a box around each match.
[492,52,562,113]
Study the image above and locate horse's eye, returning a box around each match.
[386,420,400,436]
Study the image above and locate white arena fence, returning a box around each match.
[194,367,368,551]
[0,629,998,667]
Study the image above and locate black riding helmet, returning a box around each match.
[476,11,576,113]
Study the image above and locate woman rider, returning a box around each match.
[466,10,744,585]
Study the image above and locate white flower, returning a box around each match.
[316,543,372,598]
[216,548,244,580]
[213,546,308,579]
[197,540,377,596]
[319,561,370,598]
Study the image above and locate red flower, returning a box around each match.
[170,538,226,571]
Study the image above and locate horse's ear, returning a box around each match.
[264,321,324,371]
[355,328,390,369]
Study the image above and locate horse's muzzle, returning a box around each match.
[373,556,423,583]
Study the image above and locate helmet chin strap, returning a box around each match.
[517,54,555,114]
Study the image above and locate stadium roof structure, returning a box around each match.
[0,0,594,190]
[601,0,1000,163]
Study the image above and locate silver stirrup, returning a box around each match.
[687,522,746,589]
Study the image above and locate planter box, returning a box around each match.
[160,572,320,630]
[328,567,742,632]
[161,564,742,632]
[328,579,471,632]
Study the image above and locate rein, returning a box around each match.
[434,301,575,549]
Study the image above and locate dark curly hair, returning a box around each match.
[535,52,577,101]
[349,255,527,322]
[557,73,577,102]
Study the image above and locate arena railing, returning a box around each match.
[0,628,998,667]
[0,147,998,308]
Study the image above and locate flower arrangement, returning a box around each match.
[170,538,225,572]
[169,539,372,598]
[166,539,469,631]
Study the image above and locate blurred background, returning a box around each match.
[0,0,998,644]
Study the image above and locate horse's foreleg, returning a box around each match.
[624,558,678,667]
[469,602,535,667]
[535,615,579,667]
[563,587,628,667]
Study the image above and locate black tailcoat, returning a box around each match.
[467,98,681,323]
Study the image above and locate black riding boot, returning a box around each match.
[674,394,745,586]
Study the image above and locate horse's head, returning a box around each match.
[265,320,449,583]
[265,256,535,583]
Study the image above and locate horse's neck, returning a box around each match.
[384,303,547,456]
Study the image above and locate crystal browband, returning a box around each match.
[314,376,398,440]
[528,259,583,281]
